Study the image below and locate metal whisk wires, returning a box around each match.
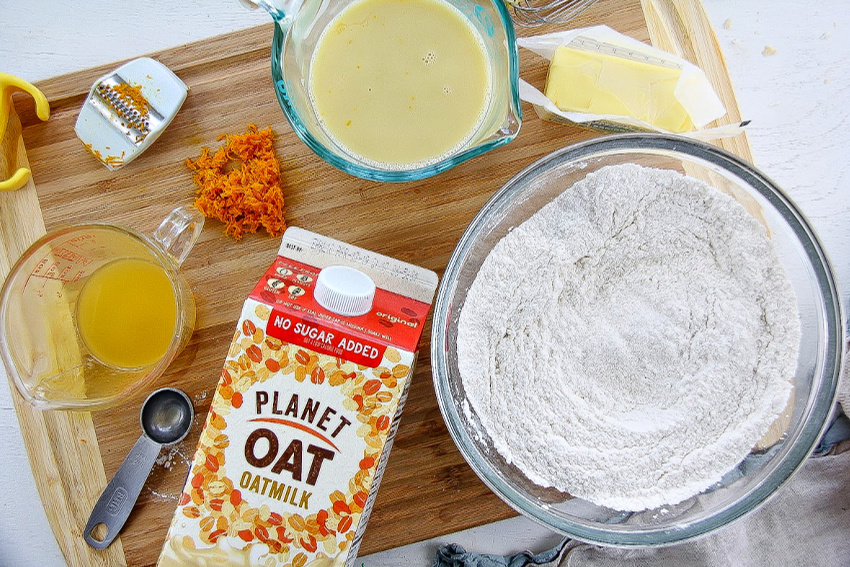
[505,0,599,26]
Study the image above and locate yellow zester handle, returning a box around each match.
[0,72,50,191]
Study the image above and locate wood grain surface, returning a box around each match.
[4,1,749,565]
[0,97,126,567]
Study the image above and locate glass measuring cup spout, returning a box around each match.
[0,205,205,411]
[239,0,522,182]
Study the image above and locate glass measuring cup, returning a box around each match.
[242,0,522,182]
[0,205,204,410]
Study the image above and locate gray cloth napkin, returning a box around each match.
[837,344,850,419]
[434,415,850,567]
[435,540,572,567]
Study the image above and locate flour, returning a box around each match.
[457,163,800,511]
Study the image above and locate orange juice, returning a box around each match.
[309,0,491,168]
[76,258,177,369]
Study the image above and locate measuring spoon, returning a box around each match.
[84,387,194,549]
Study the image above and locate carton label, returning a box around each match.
[266,310,387,368]
[251,257,430,354]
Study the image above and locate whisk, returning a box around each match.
[505,0,599,26]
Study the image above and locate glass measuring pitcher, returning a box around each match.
[243,0,522,182]
[0,205,204,410]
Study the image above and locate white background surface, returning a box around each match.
[1,1,848,566]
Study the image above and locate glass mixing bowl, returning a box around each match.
[431,134,844,546]
[251,0,522,182]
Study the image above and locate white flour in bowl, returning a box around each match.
[457,163,800,511]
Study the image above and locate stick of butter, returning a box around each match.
[518,26,730,136]
[544,44,693,133]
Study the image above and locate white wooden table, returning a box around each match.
[0,1,847,565]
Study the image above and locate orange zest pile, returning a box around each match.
[187,124,287,241]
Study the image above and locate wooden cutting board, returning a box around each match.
[2,1,752,565]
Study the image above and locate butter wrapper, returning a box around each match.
[518,25,746,140]
[158,227,438,567]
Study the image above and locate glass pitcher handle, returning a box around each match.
[237,0,301,23]
[153,204,204,267]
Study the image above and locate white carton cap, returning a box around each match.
[314,265,376,317]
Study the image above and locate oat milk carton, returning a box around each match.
[158,227,438,567]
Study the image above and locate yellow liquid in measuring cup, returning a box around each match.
[309,0,492,168]
[76,258,178,369]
